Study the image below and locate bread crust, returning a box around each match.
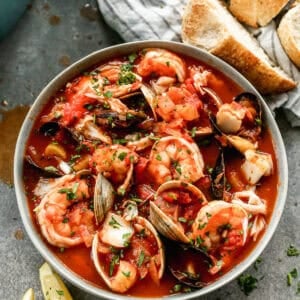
[212,36,296,94]
[182,0,296,94]
[278,5,300,68]
[229,0,289,27]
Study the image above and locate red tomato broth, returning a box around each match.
[23,50,278,297]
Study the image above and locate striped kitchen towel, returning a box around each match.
[98,0,300,126]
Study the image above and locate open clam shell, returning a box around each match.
[149,180,208,243]
[93,173,115,225]
[91,213,165,293]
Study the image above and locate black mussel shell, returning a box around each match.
[211,150,225,199]
[39,122,60,136]
[234,92,262,122]
[166,241,212,288]
[96,111,147,128]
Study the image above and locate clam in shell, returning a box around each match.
[93,173,115,225]
[149,180,208,243]
[91,213,165,293]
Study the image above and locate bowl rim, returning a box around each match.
[14,40,288,300]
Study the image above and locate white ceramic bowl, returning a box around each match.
[14,41,288,300]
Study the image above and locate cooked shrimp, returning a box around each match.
[156,85,202,122]
[148,136,204,185]
[192,201,248,253]
[137,48,187,82]
[34,175,94,248]
[92,145,138,194]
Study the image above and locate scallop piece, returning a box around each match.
[94,173,115,225]
[100,212,134,248]
[241,149,273,185]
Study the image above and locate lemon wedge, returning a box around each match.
[22,288,35,300]
[39,262,73,300]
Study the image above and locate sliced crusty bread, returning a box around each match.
[229,0,289,27]
[278,4,300,68]
[181,0,296,94]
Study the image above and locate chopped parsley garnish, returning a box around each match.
[56,290,64,296]
[118,152,127,161]
[69,154,81,164]
[121,63,133,72]
[178,217,187,223]
[122,271,131,278]
[190,127,197,138]
[237,274,258,296]
[287,268,298,286]
[122,232,131,247]
[198,222,207,229]
[137,250,145,267]
[113,138,127,145]
[166,61,170,66]
[58,182,79,200]
[44,166,59,173]
[255,118,262,126]
[62,217,69,224]
[118,187,126,196]
[109,254,120,277]
[254,257,262,271]
[104,90,113,98]
[156,154,162,161]
[118,71,136,85]
[287,245,300,257]
[170,284,182,293]
[128,53,137,64]
[126,112,135,120]
[84,103,94,111]
[109,216,122,229]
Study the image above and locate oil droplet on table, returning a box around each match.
[49,15,61,26]
[59,55,71,67]
[80,3,99,22]
[0,105,30,185]
[14,228,24,240]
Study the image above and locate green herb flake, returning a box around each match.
[44,166,59,173]
[104,90,113,98]
[121,63,133,72]
[255,118,262,126]
[178,217,187,223]
[287,245,300,257]
[198,222,207,230]
[237,274,258,296]
[109,254,120,277]
[287,268,298,286]
[156,154,162,161]
[118,152,127,161]
[62,217,69,224]
[122,271,131,278]
[56,290,64,296]
[137,250,145,267]
[128,53,137,64]
[69,154,81,164]
[190,127,197,138]
[254,257,262,271]
[118,72,136,85]
[109,216,122,229]
[170,284,181,293]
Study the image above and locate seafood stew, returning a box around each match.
[23,47,278,297]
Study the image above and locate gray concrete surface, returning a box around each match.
[0,1,299,299]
